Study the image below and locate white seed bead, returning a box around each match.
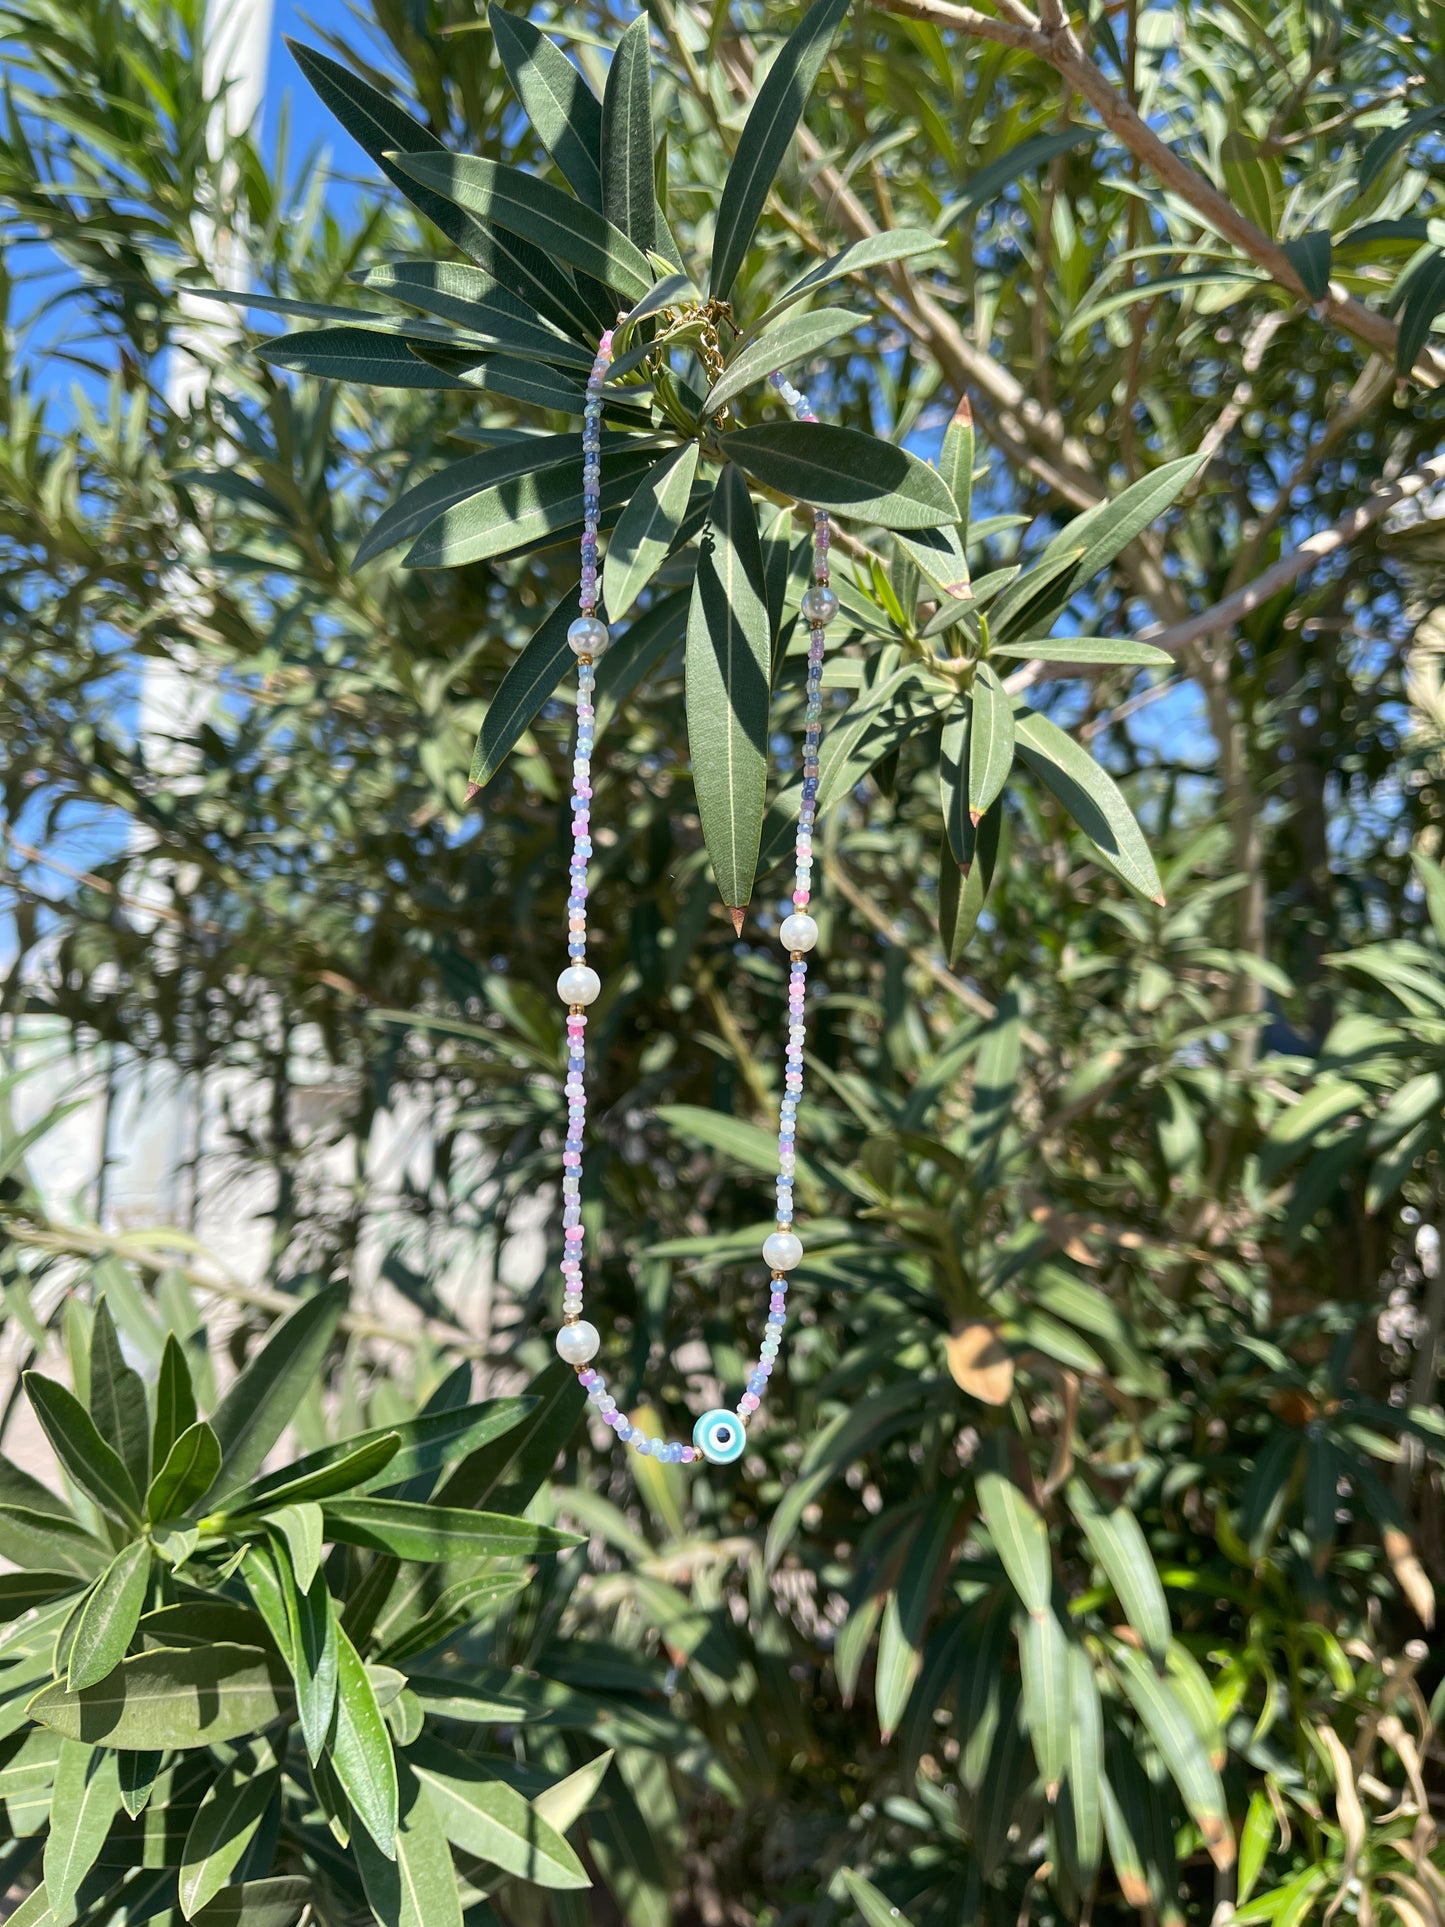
[568,615,610,658]
[779,912,818,953]
[762,1230,803,1271]
[555,1320,600,1365]
[556,964,601,1005]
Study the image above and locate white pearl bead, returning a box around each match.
[779,913,818,953]
[556,965,601,1005]
[763,1230,803,1271]
[567,615,610,658]
[555,1320,600,1365]
[801,584,839,623]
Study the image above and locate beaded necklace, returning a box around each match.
[551,322,837,1468]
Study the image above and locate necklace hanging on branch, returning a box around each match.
[553,326,837,1469]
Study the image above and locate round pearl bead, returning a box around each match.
[567,615,610,658]
[801,584,839,623]
[556,964,601,1005]
[779,912,818,953]
[555,1320,600,1365]
[762,1230,803,1271]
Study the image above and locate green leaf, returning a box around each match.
[374,1572,528,1667]
[258,326,478,390]
[44,1743,123,1925]
[988,544,1088,641]
[726,421,957,529]
[67,1542,151,1692]
[655,1103,825,1198]
[268,1504,324,1591]
[333,1626,399,1857]
[354,264,595,367]
[1360,104,1445,192]
[355,1770,461,1927]
[191,1879,310,1927]
[842,1870,918,1927]
[208,1285,347,1500]
[1014,710,1164,904]
[874,1591,922,1743]
[24,1375,142,1526]
[272,1548,337,1762]
[1237,1788,1276,1904]
[940,678,972,860]
[709,0,851,299]
[404,445,656,569]
[976,1441,1050,1613]
[222,1438,400,1518]
[179,1753,279,1919]
[936,125,1102,232]
[815,666,950,817]
[1220,130,1281,237]
[28,1643,291,1750]
[1065,1647,1104,1877]
[753,229,943,329]
[152,1336,198,1473]
[967,664,1014,823]
[409,1735,591,1887]
[1017,1606,1071,1798]
[118,1748,161,1819]
[1395,251,1445,373]
[938,803,1001,965]
[1281,230,1333,302]
[434,1359,585,1515]
[941,397,974,543]
[322,1499,581,1562]
[489,5,603,208]
[894,523,970,599]
[686,464,773,912]
[1028,455,1204,632]
[147,1422,221,1524]
[704,308,864,415]
[393,154,652,301]
[89,1300,150,1497]
[1066,1479,1171,1664]
[531,1748,614,1832]
[1112,1645,1234,1869]
[0,1448,74,1520]
[468,586,582,793]
[289,40,592,337]
[603,442,699,619]
[0,1571,81,1621]
[989,635,1172,666]
[601,15,655,252]
[0,1503,108,1580]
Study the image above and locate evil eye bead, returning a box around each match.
[567,615,610,658]
[800,584,839,624]
[693,1408,746,1465]
[779,912,818,953]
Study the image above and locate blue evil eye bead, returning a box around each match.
[693,1408,746,1465]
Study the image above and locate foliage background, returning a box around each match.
[2,0,1445,1923]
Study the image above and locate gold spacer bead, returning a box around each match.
[790,950,804,962]
[770,1268,787,1281]
[563,1313,580,1325]
[577,653,593,665]
[569,1003,585,1014]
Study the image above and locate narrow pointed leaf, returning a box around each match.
[1017,1606,1071,1798]
[468,586,584,794]
[705,307,863,415]
[990,635,1172,665]
[1112,1645,1234,1869]
[179,1756,279,1919]
[404,445,656,569]
[938,802,1001,964]
[531,1748,614,1832]
[710,0,851,298]
[208,1286,347,1499]
[601,15,655,251]
[68,1542,151,1692]
[0,1504,108,1579]
[754,229,943,329]
[976,1443,1050,1613]
[190,1878,309,1927]
[268,1505,324,1592]
[1065,1646,1104,1876]
[1028,454,1205,631]
[603,441,699,618]
[1014,710,1163,903]
[354,1770,462,1927]
[392,153,652,300]
[222,1438,400,1518]
[321,1498,580,1562]
[332,1627,399,1857]
[409,1735,590,1887]
[1067,1478,1171,1664]
[842,1871,919,1927]
[258,326,481,389]
[24,1375,142,1526]
[686,464,772,911]
[152,1336,198,1473]
[967,663,1013,822]
[354,264,594,366]
[941,396,974,543]
[44,1743,123,1923]
[147,1422,221,1524]
[489,6,603,208]
[89,1301,150,1496]
[726,421,957,529]
[238,1399,535,1506]
[874,1590,922,1742]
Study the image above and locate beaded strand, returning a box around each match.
[552,329,836,1468]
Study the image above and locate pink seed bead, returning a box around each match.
[740,1392,761,1413]
[681,1446,697,1463]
